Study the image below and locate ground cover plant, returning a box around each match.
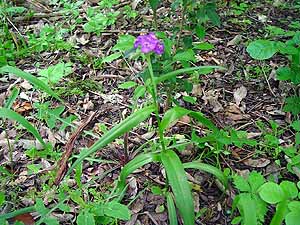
[0,0,300,224]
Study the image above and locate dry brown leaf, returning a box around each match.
[243,158,271,168]
[233,85,247,106]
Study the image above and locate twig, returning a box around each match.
[54,111,98,185]
[260,62,276,97]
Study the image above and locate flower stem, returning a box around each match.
[146,55,166,151]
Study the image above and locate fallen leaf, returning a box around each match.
[202,89,223,112]
[12,213,35,225]
[227,35,242,46]
[243,158,271,168]
[233,86,247,106]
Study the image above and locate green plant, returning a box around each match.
[247,32,300,116]
[233,171,300,225]
[60,33,228,225]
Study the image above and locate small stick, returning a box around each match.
[54,111,97,185]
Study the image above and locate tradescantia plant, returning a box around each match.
[66,32,228,224]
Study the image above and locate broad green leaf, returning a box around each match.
[286,210,300,225]
[291,120,300,131]
[259,182,284,204]
[43,217,59,225]
[118,81,137,89]
[4,87,19,109]
[160,107,189,131]
[166,192,178,225]
[155,66,223,85]
[280,181,298,199]
[117,152,159,193]
[65,105,155,177]
[184,161,228,189]
[0,66,62,101]
[288,201,300,211]
[173,49,196,62]
[103,201,131,220]
[112,35,135,52]
[276,67,292,81]
[246,40,277,60]
[38,62,72,84]
[133,85,146,100]
[149,0,160,10]
[161,150,194,225]
[283,96,300,115]
[0,108,46,147]
[77,210,95,225]
[195,25,205,39]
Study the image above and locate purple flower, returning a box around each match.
[134,33,164,55]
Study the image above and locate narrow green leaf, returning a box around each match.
[4,87,19,109]
[117,152,159,193]
[161,150,194,225]
[189,111,218,132]
[0,107,46,147]
[160,107,189,131]
[166,192,178,225]
[183,161,228,189]
[0,66,62,102]
[237,193,258,225]
[65,105,155,177]
[155,66,223,84]
[270,200,288,225]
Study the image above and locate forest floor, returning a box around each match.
[1,0,300,224]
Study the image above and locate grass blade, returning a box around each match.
[0,66,62,102]
[0,107,46,147]
[155,66,224,84]
[166,192,178,225]
[65,105,155,177]
[117,152,159,194]
[161,150,194,225]
[4,87,19,109]
[183,161,228,189]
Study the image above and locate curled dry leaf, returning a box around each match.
[227,35,242,46]
[233,85,247,106]
[202,89,223,112]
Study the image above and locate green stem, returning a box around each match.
[0,206,35,220]
[270,200,288,225]
[146,55,166,151]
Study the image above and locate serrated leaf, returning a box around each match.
[161,150,194,225]
[233,175,251,192]
[38,62,72,84]
[247,40,277,60]
[248,172,265,192]
[237,193,258,225]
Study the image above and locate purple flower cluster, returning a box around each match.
[134,33,164,55]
